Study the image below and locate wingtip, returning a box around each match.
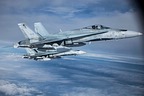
[18,23,26,26]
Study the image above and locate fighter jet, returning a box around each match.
[23,46,85,61]
[14,22,142,48]
[14,22,142,60]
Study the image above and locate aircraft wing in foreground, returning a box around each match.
[14,22,142,61]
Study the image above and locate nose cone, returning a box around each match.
[125,31,143,38]
[77,50,86,54]
[137,32,143,36]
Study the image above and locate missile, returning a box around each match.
[54,50,86,56]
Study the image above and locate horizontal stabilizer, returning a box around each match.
[25,48,37,55]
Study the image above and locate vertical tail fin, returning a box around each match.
[18,23,42,43]
[34,22,49,37]
[18,23,40,39]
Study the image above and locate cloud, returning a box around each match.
[0,54,22,61]
[82,52,144,65]
[37,0,132,18]
[0,80,42,96]
[0,48,143,96]
[0,0,132,17]
[18,66,71,83]
[0,40,14,48]
[0,48,24,61]
[61,87,106,96]
[41,6,83,18]
[61,86,144,96]
[19,68,59,82]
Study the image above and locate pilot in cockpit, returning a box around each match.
[92,25,103,29]
[96,25,102,29]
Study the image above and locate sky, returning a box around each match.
[0,1,144,96]
[0,0,143,57]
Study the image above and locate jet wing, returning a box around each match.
[30,38,64,48]
[25,45,71,56]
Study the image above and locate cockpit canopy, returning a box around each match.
[83,25,110,30]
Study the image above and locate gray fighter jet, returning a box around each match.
[23,46,85,61]
[14,22,142,61]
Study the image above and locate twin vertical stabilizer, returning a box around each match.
[34,22,49,37]
[18,22,50,43]
[18,23,44,43]
[18,23,40,39]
